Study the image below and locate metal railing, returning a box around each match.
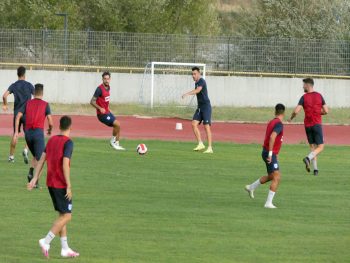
[0,29,349,77]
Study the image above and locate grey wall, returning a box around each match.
[1,70,349,107]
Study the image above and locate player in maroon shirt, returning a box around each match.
[90,71,125,151]
[245,104,285,209]
[15,84,53,187]
[28,116,79,258]
[289,78,329,176]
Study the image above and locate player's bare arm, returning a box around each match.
[14,111,23,137]
[27,153,46,190]
[2,90,10,111]
[288,105,303,122]
[321,104,329,115]
[267,131,277,164]
[62,157,72,200]
[90,96,106,114]
[182,86,202,99]
[46,115,54,135]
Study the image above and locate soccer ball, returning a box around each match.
[136,143,148,155]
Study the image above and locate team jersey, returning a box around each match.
[263,118,284,155]
[8,80,34,114]
[195,78,211,108]
[21,98,51,131]
[93,84,110,115]
[298,92,325,127]
[45,135,74,189]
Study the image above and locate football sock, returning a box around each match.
[44,231,55,245]
[198,141,204,145]
[111,136,116,143]
[9,155,14,159]
[266,190,275,205]
[115,140,120,146]
[250,179,261,191]
[60,236,69,250]
[312,159,318,170]
[307,151,316,161]
[29,167,34,176]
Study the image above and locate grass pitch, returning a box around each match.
[0,137,349,263]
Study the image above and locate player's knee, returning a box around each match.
[63,213,72,222]
[192,121,198,128]
[318,144,324,151]
[113,120,120,128]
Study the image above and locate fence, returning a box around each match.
[0,29,349,76]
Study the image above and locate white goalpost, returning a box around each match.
[140,62,206,108]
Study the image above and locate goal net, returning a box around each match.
[140,62,206,108]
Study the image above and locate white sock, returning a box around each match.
[307,151,316,161]
[115,140,120,146]
[312,159,318,170]
[110,136,116,143]
[198,141,204,145]
[266,190,275,205]
[250,179,261,191]
[23,148,28,153]
[9,155,14,159]
[60,236,69,250]
[44,231,55,245]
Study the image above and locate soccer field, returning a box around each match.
[0,137,349,263]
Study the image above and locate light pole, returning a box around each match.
[55,13,68,65]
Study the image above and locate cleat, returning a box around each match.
[110,141,125,151]
[203,147,213,154]
[313,170,319,176]
[8,156,15,163]
[193,143,205,151]
[245,185,254,199]
[61,248,80,258]
[303,157,311,173]
[39,238,50,258]
[23,149,29,164]
[264,203,277,209]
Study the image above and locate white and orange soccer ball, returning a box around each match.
[136,143,148,155]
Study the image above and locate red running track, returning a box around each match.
[0,114,349,145]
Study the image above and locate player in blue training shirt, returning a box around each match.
[182,67,213,153]
[2,66,34,163]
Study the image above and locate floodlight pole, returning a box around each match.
[55,13,68,65]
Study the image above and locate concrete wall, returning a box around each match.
[1,69,349,107]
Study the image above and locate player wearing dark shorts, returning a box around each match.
[90,71,125,151]
[245,104,285,209]
[182,67,213,153]
[2,66,34,163]
[289,78,329,176]
[28,116,79,259]
[15,84,53,186]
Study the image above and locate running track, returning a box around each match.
[0,114,349,145]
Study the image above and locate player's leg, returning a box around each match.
[8,116,18,162]
[303,125,324,174]
[31,130,45,187]
[203,107,213,153]
[111,118,125,150]
[309,144,318,175]
[264,170,280,209]
[192,109,205,151]
[59,225,79,258]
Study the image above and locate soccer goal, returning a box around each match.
[140,62,206,108]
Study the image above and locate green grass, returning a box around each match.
[0,136,349,263]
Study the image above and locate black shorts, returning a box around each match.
[13,114,24,133]
[262,149,280,174]
[193,106,212,125]
[305,124,324,145]
[25,128,45,161]
[97,112,116,127]
[48,187,72,214]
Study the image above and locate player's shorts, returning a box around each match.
[261,149,280,174]
[13,114,24,133]
[193,105,212,125]
[25,128,45,161]
[48,187,73,214]
[97,112,116,127]
[305,124,324,145]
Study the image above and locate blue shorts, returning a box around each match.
[25,128,45,161]
[262,149,280,174]
[193,106,212,125]
[97,112,116,127]
[49,187,72,214]
[305,124,324,145]
[13,114,24,133]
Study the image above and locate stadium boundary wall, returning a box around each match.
[0,70,349,107]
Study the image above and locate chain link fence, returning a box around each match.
[0,29,349,76]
